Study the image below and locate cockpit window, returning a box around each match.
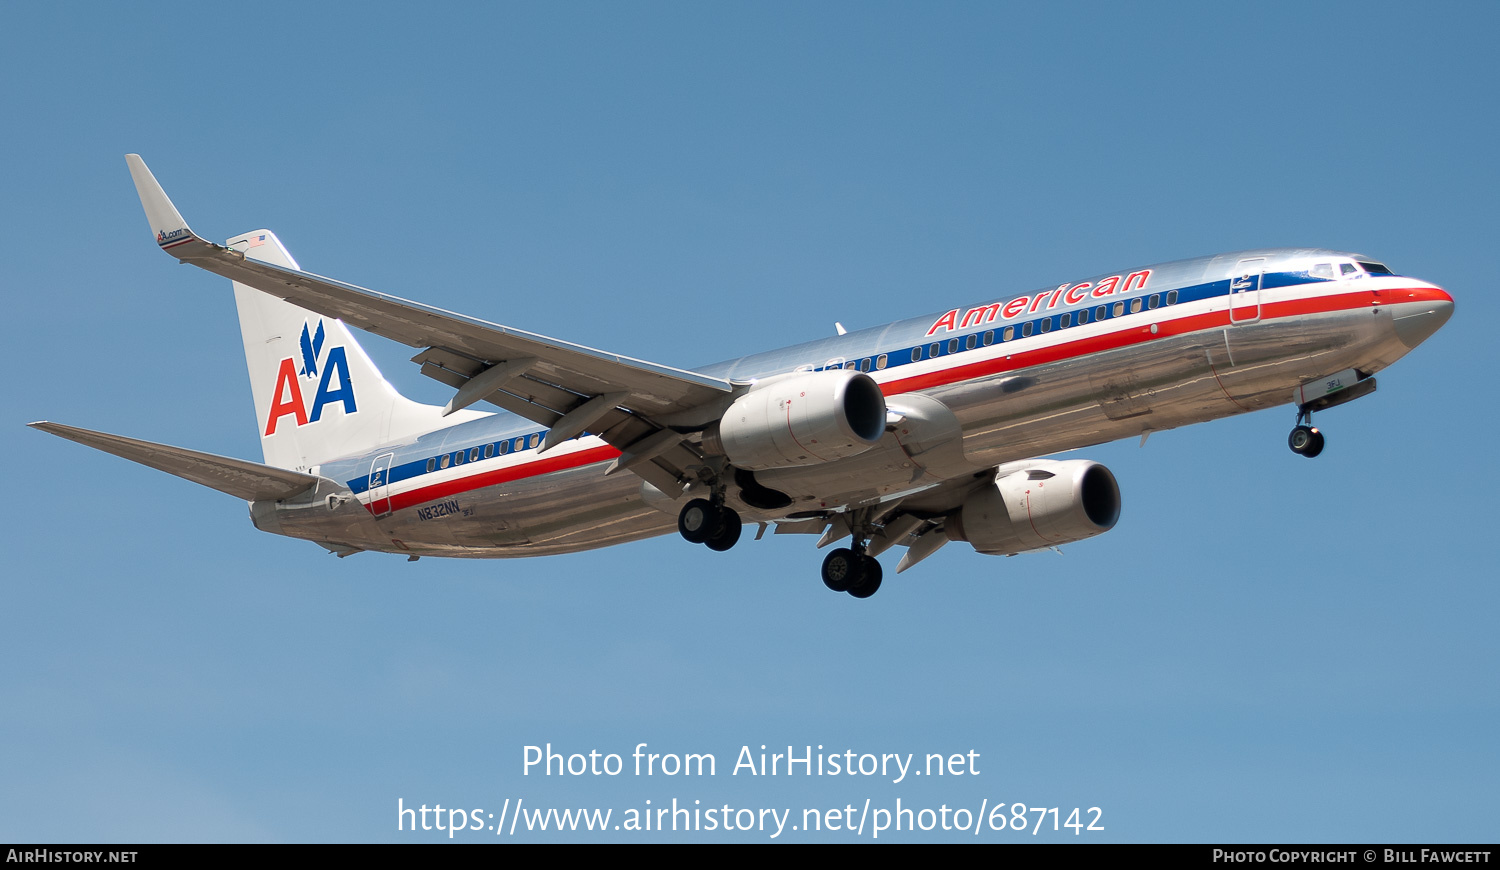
[1340,263,1361,277]
[1358,261,1394,275]
[1310,263,1335,280]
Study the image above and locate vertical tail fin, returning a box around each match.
[227,230,468,471]
[125,155,485,471]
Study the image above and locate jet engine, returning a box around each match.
[703,369,887,470]
[946,460,1120,555]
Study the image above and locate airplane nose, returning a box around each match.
[1393,287,1454,349]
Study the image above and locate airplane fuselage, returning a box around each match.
[255,247,1452,559]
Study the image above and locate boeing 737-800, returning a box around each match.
[29,155,1455,598]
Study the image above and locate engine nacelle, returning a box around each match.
[947,460,1120,555]
[705,369,887,471]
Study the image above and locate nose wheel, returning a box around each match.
[1288,425,1325,457]
[1288,407,1325,458]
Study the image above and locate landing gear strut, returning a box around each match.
[678,497,742,551]
[1288,407,1325,458]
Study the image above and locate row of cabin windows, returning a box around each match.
[420,289,1190,474]
[424,432,544,473]
[826,290,1180,370]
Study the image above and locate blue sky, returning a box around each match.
[2,1,1495,843]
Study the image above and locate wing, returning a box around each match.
[126,154,733,494]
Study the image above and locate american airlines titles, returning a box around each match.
[925,269,1152,337]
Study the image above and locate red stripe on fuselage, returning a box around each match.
[370,444,621,514]
[370,285,1440,516]
[878,287,1414,396]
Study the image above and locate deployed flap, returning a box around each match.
[30,421,321,502]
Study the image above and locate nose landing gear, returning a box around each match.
[1288,407,1325,458]
[1288,425,1325,457]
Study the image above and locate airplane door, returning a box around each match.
[1230,257,1264,324]
[368,452,395,517]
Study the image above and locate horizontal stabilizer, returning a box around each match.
[29,421,321,501]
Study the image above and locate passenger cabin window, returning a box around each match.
[1077,309,1089,324]
[1130,298,1143,314]
[948,339,959,354]
[875,353,888,370]
[470,447,480,463]
[439,455,450,469]
[1021,322,1033,337]
[1002,326,1014,342]
[912,346,923,361]
[1060,312,1072,328]
[930,343,941,358]
[426,458,435,473]
[1112,302,1125,317]
[1039,318,1051,333]
[965,334,977,350]
[983,331,994,345]
[1148,294,1159,310]
[1166,290,1179,305]
[484,444,494,459]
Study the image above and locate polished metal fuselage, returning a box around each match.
[254,247,1451,558]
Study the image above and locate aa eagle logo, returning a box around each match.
[264,320,358,435]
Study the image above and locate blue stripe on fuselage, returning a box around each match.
[340,269,1339,497]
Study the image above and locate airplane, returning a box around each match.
[30,155,1455,599]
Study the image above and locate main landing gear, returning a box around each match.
[676,487,886,600]
[1288,407,1325,458]
[821,546,883,599]
[678,497,742,552]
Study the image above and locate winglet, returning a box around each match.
[125,154,209,256]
